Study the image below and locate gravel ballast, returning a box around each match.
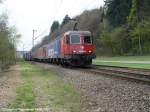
[36,63,150,112]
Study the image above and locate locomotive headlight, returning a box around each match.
[73,50,76,53]
[89,50,92,53]
[81,46,84,49]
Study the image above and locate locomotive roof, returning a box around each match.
[33,31,92,51]
[65,31,91,35]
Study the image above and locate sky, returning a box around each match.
[1,0,104,51]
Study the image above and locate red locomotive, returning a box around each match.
[27,31,96,67]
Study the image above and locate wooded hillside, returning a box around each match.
[33,0,150,56]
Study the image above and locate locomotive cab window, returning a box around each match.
[84,36,91,44]
[70,35,80,44]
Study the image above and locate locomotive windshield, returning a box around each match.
[70,35,80,44]
[84,36,91,44]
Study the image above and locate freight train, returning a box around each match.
[24,31,96,67]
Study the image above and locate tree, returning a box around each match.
[61,14,71,27]
[9,26,21,48]
[0,13,19,70]
[129,18,150,54]
[105,0,132,27]
[50,21,59,33]
[127,0,150,55]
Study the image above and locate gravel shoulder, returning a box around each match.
[36,63,150,112]
[0,65,21,108]
[12,62,81,112]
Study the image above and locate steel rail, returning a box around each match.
[84,65,150,84]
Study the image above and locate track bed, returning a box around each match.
[35,62,150,112]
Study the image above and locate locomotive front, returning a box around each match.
[61,31,96,66]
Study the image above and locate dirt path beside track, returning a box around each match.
[0,65,21,108]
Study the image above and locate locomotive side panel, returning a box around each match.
[60,35,70,58]
[46,37,61,59]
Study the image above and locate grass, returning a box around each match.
[10,81,35,109]
[93,56,150,69]
[48,81,80,111]
[9,62,81,112]
[95,55,150,61]
[9,62,36,110]
[93,61,150,69]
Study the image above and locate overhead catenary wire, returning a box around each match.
[34,29,48,40]
[71,0,103,30]
[53,0,63,21]
[33,0,63,41]
[86,0,102,10]
[33,0,102,44]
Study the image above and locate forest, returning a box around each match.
[33,0,150,56]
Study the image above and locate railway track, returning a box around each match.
[82,65,150,84]
[35,62,150,83]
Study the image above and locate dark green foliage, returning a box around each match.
[99,0,150,56]
[137,0,150,21]
[127,0,137,23]
[126,0,150,55]
[61,14,71,27]
[127,0,150,24]
[50,21,59,33]
[100,25,132,56]
[105,0,132,27]
[129,18,150,54]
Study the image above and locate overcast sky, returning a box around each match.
[2,0,104,51]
